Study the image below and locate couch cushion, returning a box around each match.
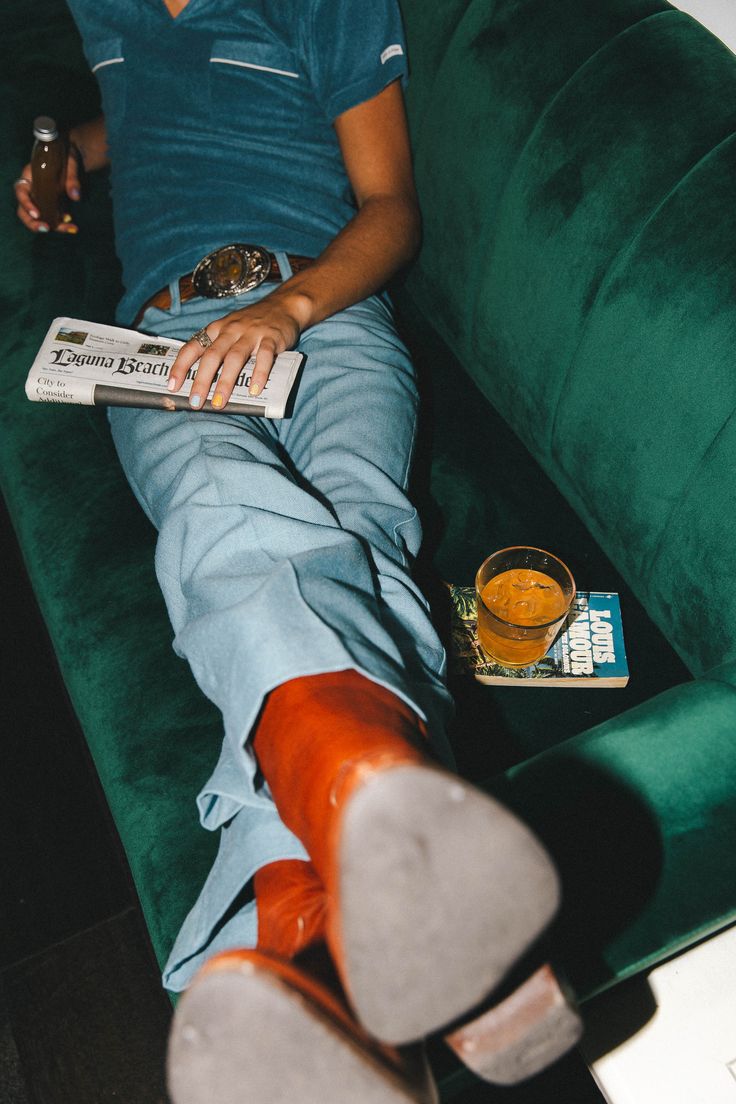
[401,0,736,675]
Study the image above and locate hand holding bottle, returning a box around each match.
[14,116,81,234]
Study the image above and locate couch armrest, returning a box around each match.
[491,668,736,1001]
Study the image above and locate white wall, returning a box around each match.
[670,0,736,52]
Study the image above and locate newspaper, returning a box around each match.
[25,317,304,418]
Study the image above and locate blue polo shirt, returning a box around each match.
[65,0,409,323]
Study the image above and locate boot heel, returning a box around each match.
[444,964,583,1085]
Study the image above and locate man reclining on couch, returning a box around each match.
[15,0,580,1098]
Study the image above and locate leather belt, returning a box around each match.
[132,247,314,329]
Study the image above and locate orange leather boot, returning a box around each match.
[168,859,438,1104]
[253,861,582,1086]
[251,670,562,1046]
[253,858,327,958]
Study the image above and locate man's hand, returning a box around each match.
[167,291,310,409]
[14,115,108,234]
[14,145,82,233]
[167,80,420,412]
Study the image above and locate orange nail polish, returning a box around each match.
[212,393,224,409]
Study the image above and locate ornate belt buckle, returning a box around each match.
[192,243,272,299]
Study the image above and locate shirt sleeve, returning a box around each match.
[304,0,409,121]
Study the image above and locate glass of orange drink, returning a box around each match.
[475,547,575,668]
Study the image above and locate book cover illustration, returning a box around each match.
[449,585,629,687]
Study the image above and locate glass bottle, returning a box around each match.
[31,116,66,228]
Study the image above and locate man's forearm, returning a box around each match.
[267,191,422,333]
[70,115,110,173]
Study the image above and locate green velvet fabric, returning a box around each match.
[401,302,692,778]
[0,14,220,966]
[492,667,736,1000]
[1,0,735,1047]
[401,0,736,677]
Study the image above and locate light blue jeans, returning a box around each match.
[109,261,453,990]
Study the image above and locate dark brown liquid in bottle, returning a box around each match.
[31,116,66,228]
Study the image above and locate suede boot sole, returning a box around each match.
[168,954,437,1104]
[337,765,560,1044]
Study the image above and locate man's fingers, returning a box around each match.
[56,215,79,234]
[15,166,79,232]
[14,169,32,196]
[14,170,43,224]
[16,201,42,231]
[207,345,247,408]
[168,325,241,410]
[206,342,277,409]
[167,343,201,390]
[186,344,229,408]
[65,154,82,202]
[168,326,221,393]
[167,317,287,409]
[249,340,277,397]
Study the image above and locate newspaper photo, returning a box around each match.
[25,317,304,418]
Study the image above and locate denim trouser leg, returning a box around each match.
[108,280,452,990]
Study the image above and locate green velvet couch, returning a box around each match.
[2,0,736,1096]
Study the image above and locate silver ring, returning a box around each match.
[14,176,31,188]
[191,327,213,350]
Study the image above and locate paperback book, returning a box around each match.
[25,317,304,418]
[449,585,629,687]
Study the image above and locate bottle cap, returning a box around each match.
[33,116,59,142]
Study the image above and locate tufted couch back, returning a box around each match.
[400,0,736,678]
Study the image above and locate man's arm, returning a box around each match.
[168,80,421,409]
[15,114,109,233]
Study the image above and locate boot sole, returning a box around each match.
[168,955,436,1104]
[337,765,560,1044]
